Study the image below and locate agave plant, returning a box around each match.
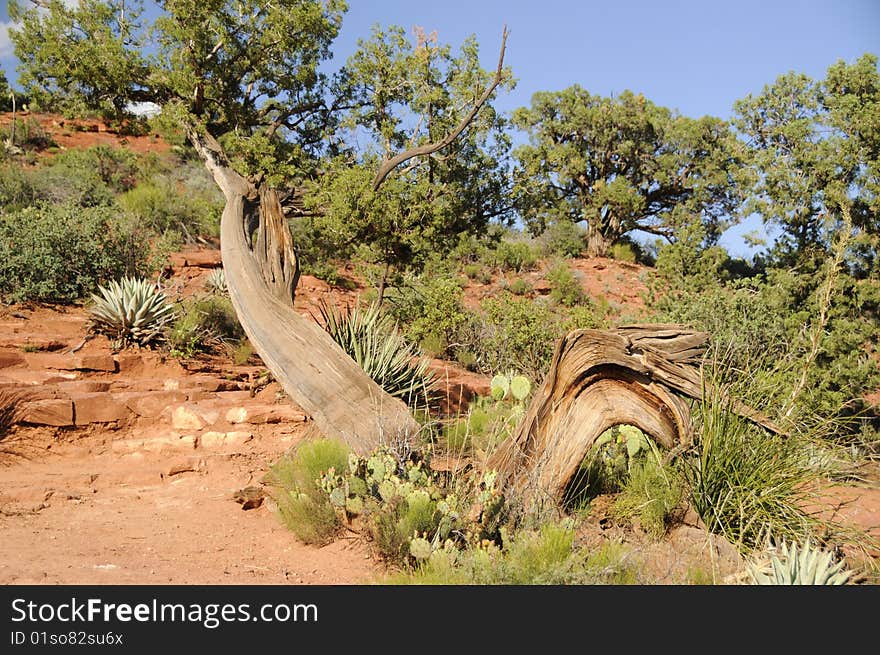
[317,300,438,411]
[747,538,853,585]
[89,277,176,349]
[204,268,227,294]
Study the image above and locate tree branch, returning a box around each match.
[371,25,509,191]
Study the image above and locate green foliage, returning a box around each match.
[506,278,532,296]
[204,268,227,294]
[388,522,637,585]
[513,86,749,257]
[746,539,853,585]
[167,295,244,358]
[443,392,527,455]
[386,275,472,359]
[117,176,222,241]
[0,202,150,303]
[535,220,584,258]
[546,260,586,307]
[681,394,829,552]
[462,263,492,284]
[317,301,438,411]
[734,54,880,268]
[266,439,352,546]
[476,294,560,379]
[315,449,508,565]
[88,277,176,349]
[563,425,657,510]
[611,455,683,540]
[608,242,638,263]
[491,240,539,273]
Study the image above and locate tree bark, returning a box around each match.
[488,325,785,509]
[585,225,613,258]
[186,125,420,454]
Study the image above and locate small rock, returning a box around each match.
[170,404,206,430]
[233,486,265,510]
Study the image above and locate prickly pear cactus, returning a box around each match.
[490,374,510,401]
[510,375,531,401]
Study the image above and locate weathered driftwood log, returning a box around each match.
[488,324,783,508]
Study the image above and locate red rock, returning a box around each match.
[71,393,132,424]
[78,354,117,372]
[122,391,188,418]
[225,404,306,425]
[24,353,115,372]
[168,250,222,269]
[0,350,25,368]
[20,398,74,426]
[57,380,112,394]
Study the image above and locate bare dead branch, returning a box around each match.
[371,25,509,191]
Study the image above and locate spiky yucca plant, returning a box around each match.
[204,268,227,294]
[747,539,853,585]
[89,277,176,349]
[317,300,438,411]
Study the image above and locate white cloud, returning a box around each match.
[0,20,14,59]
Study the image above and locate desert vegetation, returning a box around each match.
[1,1,878,585]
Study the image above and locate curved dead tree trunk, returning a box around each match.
[186,126,419,454]
[488,325,784,509]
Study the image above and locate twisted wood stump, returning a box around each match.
[488,325,783,508]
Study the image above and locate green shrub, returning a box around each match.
[388,522,637,585]
[477,294,559,379]
[507,278,532,296]
[611,455,682,540]
[167,295,245,358]
[88,277,176,349]
[317,301,438,411]
[0,203,150,303]
[546,261,586,307]
[463,263,492,284]
[608,241,638,263]
[266,439,351,545]
[386,275,473,359]
[537,220,584,258]
[443,394,525,455]
[492,240,539,272]
[118,177,221,240]
[681,394,829,552]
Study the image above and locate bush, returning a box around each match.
[546,261,587,307]
[388,523,637,585]
[491,240,539,272]
[507,278,532,296]
[0,203,150,303]
[611,455,682,540]
[476,294,559,379]
[536,220,584,258]
[386,275,473,358]
[118,177,221,241]
[681,393,829,552]
[167,295,245,358]
[265,439,351,545]
[317,301,438,411]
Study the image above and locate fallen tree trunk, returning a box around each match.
[488,325,784,508]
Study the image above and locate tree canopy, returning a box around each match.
[734,53,880,273]
[511,86,750,257]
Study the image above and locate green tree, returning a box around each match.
[10,0,510,450]
[734,53,880,271]
[302,26,514,300]
[511,86,750,257]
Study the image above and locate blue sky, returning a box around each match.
[2,0,878,256]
